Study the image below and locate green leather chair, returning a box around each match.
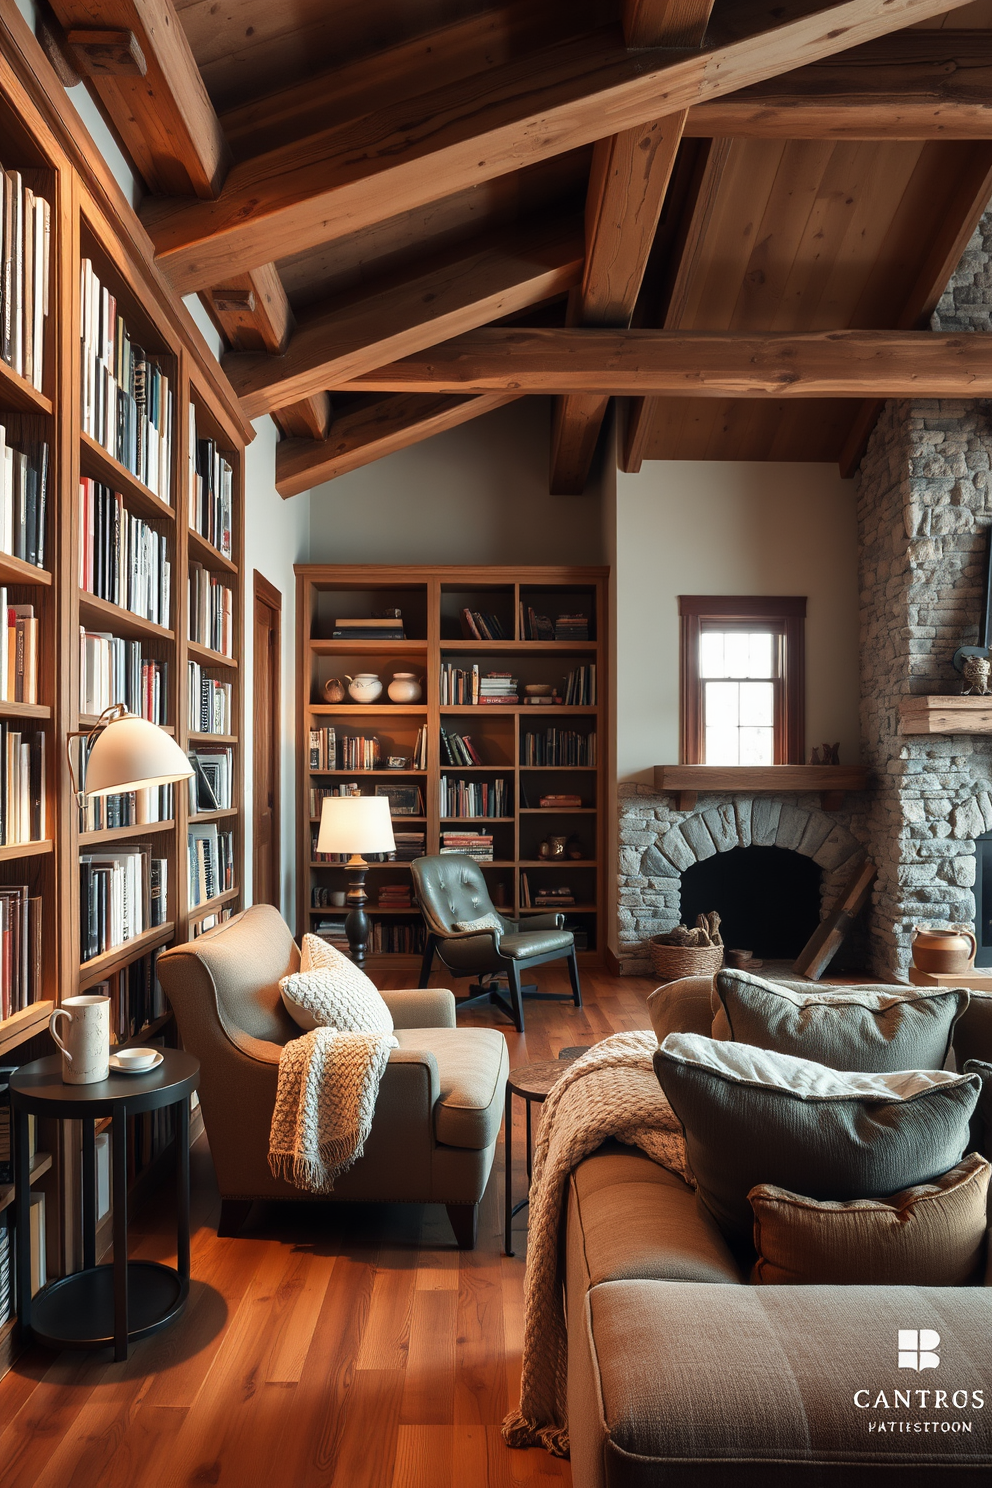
[411,853,582,1032]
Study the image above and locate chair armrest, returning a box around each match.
[503,912,565,931]
[384,1045,440,1111]
[381,988,456,1029]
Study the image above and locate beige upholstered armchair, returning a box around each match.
[156,904,509,1248]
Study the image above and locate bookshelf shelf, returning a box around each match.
[0,358,53,416]
[297,566,608,968]
[80,432,175,524]
[188,731,237,744]
[0,700,51,720]
[188,886,240,920]
[187,641,237,669]
[189,808,239,823]
[187,527,238,574]
[0,1002,54,1058]
[78,923,177,986]
[0,553,52,587]
[520,904,598,914]
[78,820,175,846]
[78,592,175,644]
[0,838,54,861]
[0,1151,53,1217]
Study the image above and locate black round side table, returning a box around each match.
[504,1054,587,1256]
[11,1049,199,1362]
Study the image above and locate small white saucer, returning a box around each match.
[109,1049,164,1075]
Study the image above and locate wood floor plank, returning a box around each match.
[392,1425,453,1488]
[355,1244,420,1371]
[399,1289,458,1425]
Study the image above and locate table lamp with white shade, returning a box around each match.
[317,795,396,965]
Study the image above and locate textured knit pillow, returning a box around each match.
[711,969,968,1072]
[280,934,394,1036]
[455,912,503,934]
[653,1032,980,1246]
[749,1152,991,1286]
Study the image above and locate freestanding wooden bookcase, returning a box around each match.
[0,13,251,1378]
[296,565,609,972]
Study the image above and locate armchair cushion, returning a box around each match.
[498,928,574,961]
[394,1026,509,1149]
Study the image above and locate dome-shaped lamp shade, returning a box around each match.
[317,794,395,856]
[84,715,195,797]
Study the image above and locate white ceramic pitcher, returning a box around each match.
[49,995,111,1084]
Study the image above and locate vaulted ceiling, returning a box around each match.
[45,0,992,494]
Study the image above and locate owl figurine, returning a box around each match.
[962,654,992,695]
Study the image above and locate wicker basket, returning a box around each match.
[648,937,724,984]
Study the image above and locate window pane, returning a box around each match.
[724,632,751,678]
[747,632,774,678]
[704,681,739,729]
[739,727,774,765]
[705,727,740,765]
[699,632,724,678]
[739,681,774,726]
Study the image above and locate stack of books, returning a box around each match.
[1,594,38,703]
[188,416,233,556]
[0,727,45,843]
[534,885,575,908]
[378,883,412,909]
[479,672,518,705]
[555,614,589,640]
[79,630,168,723]
[187,823,234,908]
[79,844,167,960]
[0,885,42,1015]
[522,728,597,767]
[392,830,426,861]
[459,608,505,640]
[440,777,508,818]
[80,258,173,500]
[78,479,171,626]
[188,665,232,734]
[439,728,482,764]
[563,663,596,705]
[0,420,48,568]
[539,793,583,809]
[331,614,405,640]
[0,166,51,391]
[441,831,494,862]
[189,563,234,655]
[312,915,348,949]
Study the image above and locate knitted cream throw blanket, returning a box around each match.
[502,1031,692,1458]
[268,1028,394,1193]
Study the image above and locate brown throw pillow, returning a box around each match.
[711,969,968,1072]
[750,1152,991,1286]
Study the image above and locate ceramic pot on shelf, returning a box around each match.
[911,926,977,975]
[323,677,347,704]
[345,673,383,704]
[388,673,423,704]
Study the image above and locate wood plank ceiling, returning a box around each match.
[43,0,992,493]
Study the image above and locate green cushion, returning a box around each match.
[497,929,573,961]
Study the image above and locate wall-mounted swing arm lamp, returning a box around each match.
[66,703,195,804]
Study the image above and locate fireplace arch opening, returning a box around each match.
[680,845,822,962]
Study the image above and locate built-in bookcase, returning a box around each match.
[296,566,609,969]
[0,32,250,1376]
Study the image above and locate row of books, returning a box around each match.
[0,886,42,1018]
[80,258,173,500]
[309,728,380,771]
[439,776,509,818]
[188,665,233,735]
[78,478,171,627]
[79,630,168,724]
[188,823,234,907]
[522,728,597,767]
[330,613,405,640]
[187,417,234,557]
[79,844,168,961]
[91,949,167,1045]
[439,728,483,765]
[368,922,425,954]
[189,564,234,656]
[520,606,589,640]
[440,831,494,862]
[0,726,44,845]
[563,663,597,706]
[439,664,520,706]
[0,594,38,704]
[519,874,576,908]
[458,608,506,640]
[188,748,233,813]
[0,419,47,568]
[0,166,50,391]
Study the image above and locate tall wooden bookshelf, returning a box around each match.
[296,566,609,970]
[0,15,251,1378]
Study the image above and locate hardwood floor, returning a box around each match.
[0,968,659,1488]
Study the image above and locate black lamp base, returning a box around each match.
[344,857,370,964]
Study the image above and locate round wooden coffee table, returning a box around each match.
[504,1051,588,1256]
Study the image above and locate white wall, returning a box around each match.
[614,460,860,784]
[309,400,605,565]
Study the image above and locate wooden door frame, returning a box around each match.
[253,571,283,908]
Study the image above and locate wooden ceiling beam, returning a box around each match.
[205,263,295,355]
[141,0,974,293]
[272,394,333,443]
[275,393,519,498]
[224,222,584,419]
[49,0,230,198]
[551,0,713,494]
[330,326,992,397]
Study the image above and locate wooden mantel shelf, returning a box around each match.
[652,765,869,812]
[900,696,992,735]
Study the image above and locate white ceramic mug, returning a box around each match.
[49,995,111,1085]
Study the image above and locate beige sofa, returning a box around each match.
[156,904,509,1248]
[565,978,992,1487]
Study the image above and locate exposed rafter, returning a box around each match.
[224,222,584,418]
[48,0,230,198]
[141,0,975,293]
[272,395,333,443]
[276,393,518,498]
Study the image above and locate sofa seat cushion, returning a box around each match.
[587,1281,992,1486]
[498,929,573,960]
[394,1027,508,1149]
[570,1142,740,1288]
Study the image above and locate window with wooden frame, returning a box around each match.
[679,597,806,766]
